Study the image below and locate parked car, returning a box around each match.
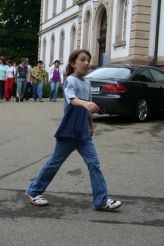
[85,65,164,122]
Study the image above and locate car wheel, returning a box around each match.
[133,98,148,122]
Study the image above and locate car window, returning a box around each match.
[85,67,131,79]
[138,69,153,82]
[149,69,164,83]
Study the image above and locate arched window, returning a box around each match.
[50,35,55,64]
[44,0,49,22]
[62,0,66,11]
[114,0,128,47]
[83,11,91,50]
[70,25,76,53]
[42,38,47,66]
[59,30,65,63]
[122,0,127,40]
[53,0,57,17]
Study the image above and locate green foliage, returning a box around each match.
[42,84,64,98]
[42,84,50,98]
[0,0,41,66]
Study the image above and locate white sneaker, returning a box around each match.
[25,192,48,206]
[94,199,122,211]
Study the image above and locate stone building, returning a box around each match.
[38,0,164,73]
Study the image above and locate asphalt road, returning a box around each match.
[0,98,164,246]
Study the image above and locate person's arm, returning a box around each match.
[15,66,18,82]
[5,66,8,79]
[64,79,99,113]
[32,73,38,81]
[60,68,63,84]
[6,71,8,79]
[70,98,99,114]
[27,67,31,82]
[49,66,52,83]
[26,67,30,82]
[88,116,94,137]
[13,67,16,78]
[31,68,38,81]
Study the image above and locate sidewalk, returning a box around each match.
[0,98,164,246]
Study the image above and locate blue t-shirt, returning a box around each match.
[55,75,92,142]
[0,64,8,80]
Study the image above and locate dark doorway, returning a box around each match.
[97,10,107,66]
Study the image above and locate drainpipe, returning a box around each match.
[151,0,161,66]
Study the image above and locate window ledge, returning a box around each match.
[113,41,126,50]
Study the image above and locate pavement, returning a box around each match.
[0,98,164,246]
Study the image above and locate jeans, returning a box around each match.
[26,138,108,208]
[0,80,5,99]
[16,78,27,95]
[50,80,60,101]
[33,82,44,100]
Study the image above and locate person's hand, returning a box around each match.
[89,128,94,137]
[83,101,99,113]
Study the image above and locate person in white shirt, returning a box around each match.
[49,60,63,102]
[5,60,16,101]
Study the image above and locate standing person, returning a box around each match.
[0,56,8,102]
[49,60,63,102]
[5,60,16,101]
[31,60,47,102]
[15,58,29,102]
[25,49,122,211]
[24,58,33,100]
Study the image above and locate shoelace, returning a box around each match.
[32,195,45,201]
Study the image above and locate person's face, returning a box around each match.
[37,63,42,68]
[0,59,2,64]
[71,52,90,76]
[55,62,59,68]
[22,60,26,66]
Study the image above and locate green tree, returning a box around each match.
[0,0,41,66]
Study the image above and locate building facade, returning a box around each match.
[38,0,164,73]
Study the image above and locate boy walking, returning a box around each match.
[25,49,122,211]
